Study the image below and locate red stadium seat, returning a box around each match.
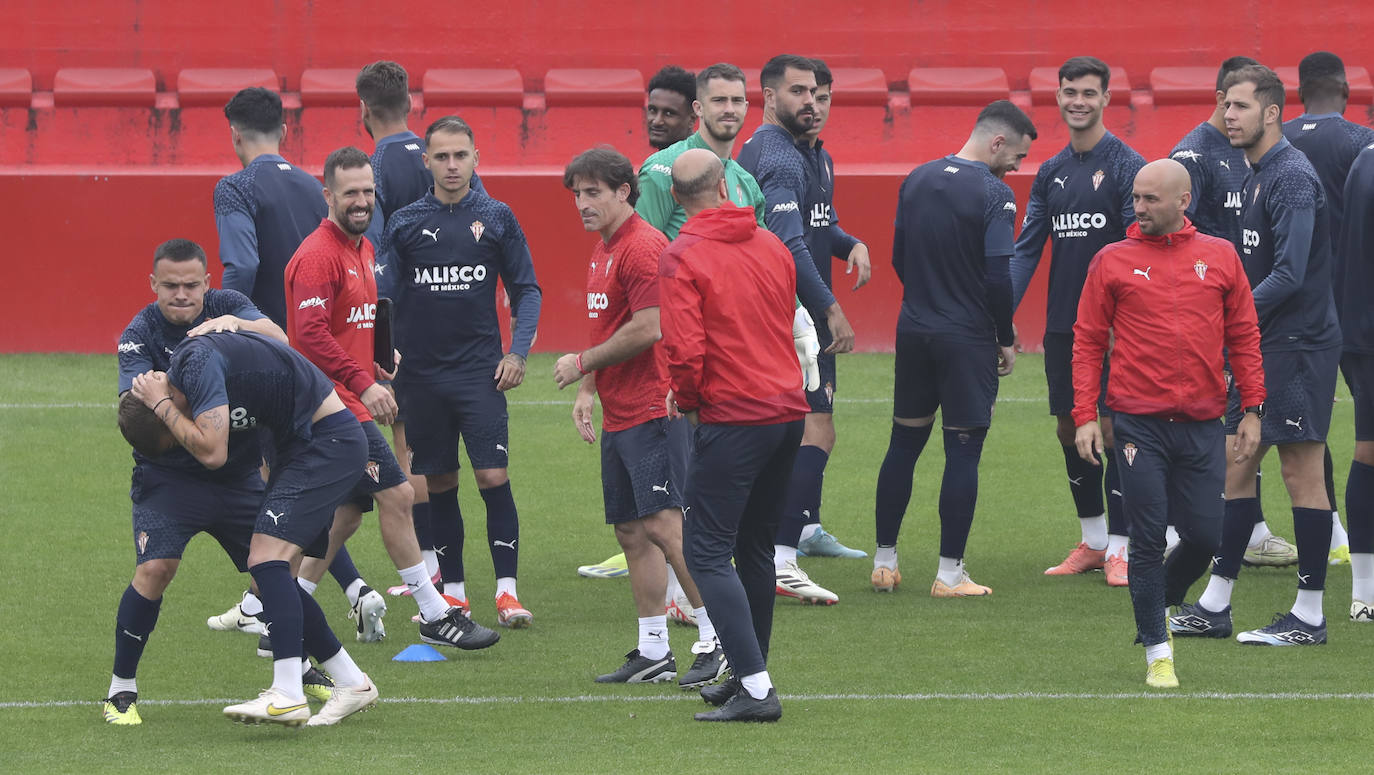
[300,69,364,107]
[1028,66,1132,106]
[1148,67,1218,105]
[829,68,889,106]
[544,69,643,107]
[1275,65,1374,106]
[52,68,156,107]
[907,68,1009,106]
[0,68,32,106]
[177,68,279,106]
[423,69,524,107]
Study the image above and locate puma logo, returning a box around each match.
[1053,176,1068,189]
[493,539,517,550]
[1133,267,1151,281]
[266,509,284,525]
[422,228,440,242]
[652,481,670,496]
[1286,417,1303,431]
[1068,476,1083,486]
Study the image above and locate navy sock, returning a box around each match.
[1062,445,1105,518]
[297,584,342,663]
[112,585,161,679]
[328,545,362,592]
[874,422,933,546]
[428,486,465,584]
[1215,498,1259,579]
[250,560,304,662]
[1293,506,1333,590]
[1324,445,1338,512]
[412,501,433,551]
[1347,460,1374,553]
[777,445,829,546]
[1253,470,1266,524]
[1104,456,1127,537]
[938,428,985,559]
[481,481,520,579]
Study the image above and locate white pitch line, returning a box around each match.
[0,397,1050,410]
[7,690,1374,710]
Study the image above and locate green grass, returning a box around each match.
[0,352,1364,773]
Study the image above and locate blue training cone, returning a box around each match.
[393,643,447,662]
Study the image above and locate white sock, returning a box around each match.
[694,607,716,643]
[1197,575,1235,612]
[1164,526,1180,554]
[239,591,263,617]
[739,670,773,700]
[874,545,898,569]
[1080,515,1108,550]
[109,675,137,697]
[300,658,310,674]
[271,657,306,702]
[936,556,963,587]
[399,561,447,621]
[1249,521,1273,547]
[1352,553,1374,601]
[799,523,823,542]
[774,544,798,570]
[1292,589,1324,626]
[638,615,670,660]
[321,649,367,688]
[344,577,365,606]
[665,563,682,606]
[495,577,517,599]
[443,581,466,601]
[1332,512,1350,549]
[1144,641,1172,663]
[421,549,439,578]
[296,577,318,596]
[1106,534,1129,560]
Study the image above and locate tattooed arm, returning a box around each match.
[130,371,230,469]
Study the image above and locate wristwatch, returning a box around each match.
[1243,403,1265,419]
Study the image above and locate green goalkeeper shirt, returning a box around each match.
[636,132,767,240]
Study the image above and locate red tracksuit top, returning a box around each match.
[658,204,810,425]
[1072,219,1265,426]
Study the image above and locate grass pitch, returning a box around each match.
[0,352,1365,773]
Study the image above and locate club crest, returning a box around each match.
[470,220,486,242]
[366,460,380,483]
[1123,443,1138,467]
[1092,169,1105,190]
[1194,259,1208,280]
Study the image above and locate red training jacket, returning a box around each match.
[658,203,810,425]
[1072,219,1265,426]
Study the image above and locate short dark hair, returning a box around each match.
[811,58,833,89]
[356,60,410,122]
[695,63,747,94]
[118,392,168,459]
[1216,56,1261,93]
[323,146,371,189]
[671,156,724,201]
[1223,64,1286,114]
[425,115,475,146]
[1058,56,1111,90]
[761,54,816,91]
[563,146,640,206]
[152,238,207,271]
[647,65,695,104]
[223,87,283,137]
[1297,51,1348,102]
[976,99,1038,140]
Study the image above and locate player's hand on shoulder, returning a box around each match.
[495,353,526,391]
[187,315,243,338]
[847,243,872,290]
[360,382,398,425]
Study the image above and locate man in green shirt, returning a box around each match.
[637,63,765,239]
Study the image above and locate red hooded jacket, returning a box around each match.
[1072,219,1265,426]
[658,204,810,425]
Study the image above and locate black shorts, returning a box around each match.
[805,325,837,414]
[1226,346,1340,444]
[344,420,408,511]
[129,466,261,570]
[1343,352,1374,442]
[260,410,368,558]
[398,379,510,475]
[892,331,997,428]
[1044,331,1109,417]
[600,416,690,524]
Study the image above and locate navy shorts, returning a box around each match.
[1226,347,1339,444]
[893,331,997,428]
[1343,352,1374,442]
[344,420,408,511]
[129,465,261,570]
[601,416,690,524]
[1044,331,1109,417]
[398,379,510,475]
[804,325,837,414]
[260,410,368,558]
